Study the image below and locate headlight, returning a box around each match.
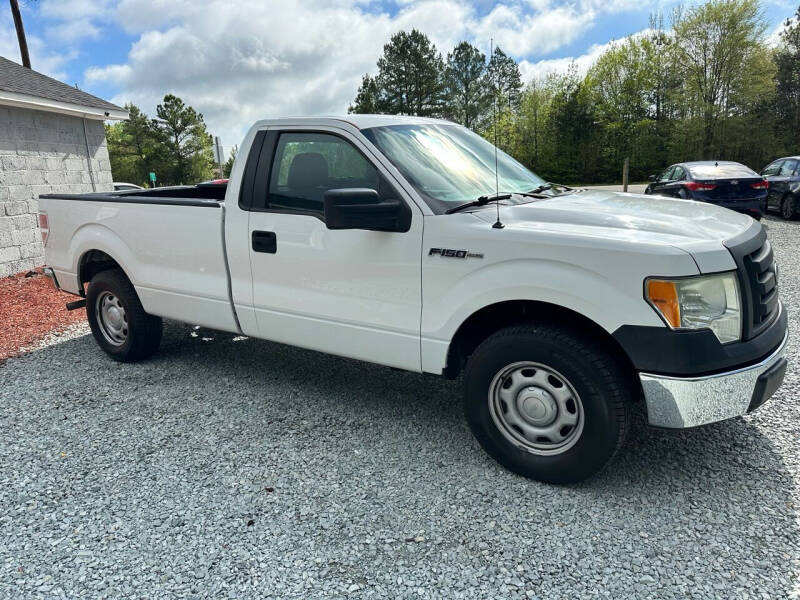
[645,273,741,343]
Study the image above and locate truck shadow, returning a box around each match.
[4,321,797,596]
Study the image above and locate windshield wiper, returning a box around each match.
[445,192,512,215]
[528,182,575,195]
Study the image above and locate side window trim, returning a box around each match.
[248,129,410,222]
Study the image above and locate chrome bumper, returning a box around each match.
[640,332,789,428]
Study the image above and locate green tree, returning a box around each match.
[223,145,238,178]
[444,41,490,128]
[152,94,214,185]
[105,103,160,186]
[672,0,773,158]
[487,46,523,111]
[374,29,445,116]
[348,74,381,114]
[774,7,800,152]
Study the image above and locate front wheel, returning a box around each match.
[86,269,162,362]
[463,324,633,484]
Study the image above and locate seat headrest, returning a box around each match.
[287,152,328,189]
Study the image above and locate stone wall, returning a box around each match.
[0,106,113,277]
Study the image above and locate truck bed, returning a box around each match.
[39,182,239,333]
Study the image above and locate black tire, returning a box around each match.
[463,324,633,484]
[86,269,162,362]
[781,195,796,220]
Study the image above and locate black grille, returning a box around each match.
[724,224,779,340]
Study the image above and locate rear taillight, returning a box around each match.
[38,212,49,246]
[685,181,717,191]
[750,180,769,190]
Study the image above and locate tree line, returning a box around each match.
[106,94,218,187]
[350,0,800,184]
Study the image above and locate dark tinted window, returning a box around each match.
[762,161,783,176]
[658,167,675,182]
[267,132,381,215]
[688,163,758,179]
[779,159,798,176]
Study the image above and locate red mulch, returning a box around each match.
[0,268,86,363]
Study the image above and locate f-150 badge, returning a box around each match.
[429,248,484,259]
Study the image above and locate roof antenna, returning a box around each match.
[490,37,504,230]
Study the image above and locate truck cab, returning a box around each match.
[39,116,788,484]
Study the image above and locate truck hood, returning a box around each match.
[470,189,753,272]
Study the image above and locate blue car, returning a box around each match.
[761,156,800,220]
[645,161,768,220]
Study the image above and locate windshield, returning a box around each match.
[688,163,758,179]
[361,123,546,213]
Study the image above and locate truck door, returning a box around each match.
[244,127,423,372]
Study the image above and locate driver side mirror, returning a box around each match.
[648,174,656,181]
[323,188,409,232]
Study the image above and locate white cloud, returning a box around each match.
[0,12,72,79]
[518,28,653,82]
[39,0,114,42]
[82,0,641,147]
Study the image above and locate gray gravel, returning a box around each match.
[1,216,799,599]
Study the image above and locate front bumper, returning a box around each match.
[640,331,788,428]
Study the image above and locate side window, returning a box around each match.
[658,167,675,182]
[779,159,798,176]
[672,166,686,180]
[762,160,783,177]
[267,132,381,215]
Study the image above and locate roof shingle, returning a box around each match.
[0,56,123,113]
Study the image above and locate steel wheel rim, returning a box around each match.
[95,291,128,346]
[488,361,584,456]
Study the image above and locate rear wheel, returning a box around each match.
[86,269,162,362]
[463,324,633,484]
[781,195,796,220]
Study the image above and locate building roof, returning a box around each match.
[0,56,127,120]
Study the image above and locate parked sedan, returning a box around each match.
[760,156,800,220]
[113,182,144,192]
[645,161,768,220]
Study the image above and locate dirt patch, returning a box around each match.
[0,269,86,363]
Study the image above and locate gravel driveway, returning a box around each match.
[1,217,798,599]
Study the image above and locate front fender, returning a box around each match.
[420,255,696,374]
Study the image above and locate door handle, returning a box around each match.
[252,230,277,253]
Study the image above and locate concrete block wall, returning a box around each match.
[0,105,113,277]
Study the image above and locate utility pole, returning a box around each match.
[622,157,630,193]
[9,0,31,68]
[214,136,224,179]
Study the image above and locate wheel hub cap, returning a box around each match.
[488,361,585,456]
[517,387,557,426]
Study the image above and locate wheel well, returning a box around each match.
[444,300,638,386]
[78,250,124,295]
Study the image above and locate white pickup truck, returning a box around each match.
[39,115,788,483]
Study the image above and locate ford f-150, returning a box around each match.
[38,115,788,483]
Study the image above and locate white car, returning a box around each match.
[113,182,144,192]
[38,116,788,483]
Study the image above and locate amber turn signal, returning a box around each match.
[646,279,681,328]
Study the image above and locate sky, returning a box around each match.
[1,0,796,154]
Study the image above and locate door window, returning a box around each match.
[779,159,798,176]
[762,160,783,177]
[268,132,382,215]
[672,166,686,180]
[658,167,675,182]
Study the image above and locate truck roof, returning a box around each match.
[252,114,450,130]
